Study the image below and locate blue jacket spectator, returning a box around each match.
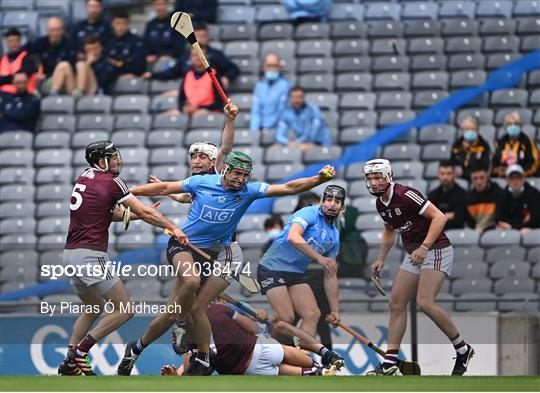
[144,0,186,63]
[175,0,217,24]
[276,86,331,147]
[26,17,76,79]
[71,0,113,55]
[284,0,332,23]
[250,53,291,131]
[107,12,146,77]
[0,73,40,132]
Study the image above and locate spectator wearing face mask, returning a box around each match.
[496,164,540,236]
[450,116,491,180]
[261,215,284,255]
[250,53,291,132]
[492,111,540,177]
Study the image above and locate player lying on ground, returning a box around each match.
[257,185,344,338]
[59,141,186,376]
[363,159,474,376]
[117,152,336,376]
[161,300,344,376]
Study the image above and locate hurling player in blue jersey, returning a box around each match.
[118,151,335,376]
[258,185,344,338]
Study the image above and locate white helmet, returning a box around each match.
[363,159,393,196]
[189,141,218,160]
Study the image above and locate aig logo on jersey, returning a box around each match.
[199,205,235,224]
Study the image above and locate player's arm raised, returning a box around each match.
[130,180,184,197]
[287,223,337,276]
[122,196,188,244]
[371,223,397,272]
[149,175,192,203]
[215,100,238,172]
[265,165,336,197]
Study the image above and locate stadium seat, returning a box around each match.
[36,201,68,218]
[264,146,302,164]
[34,149,72,167]
[36,217,69,235]
[340,110,377,127]
[0,168,34,185]
[77,114,114,132]
[412,71,449,90]
[493,277,536,295]
[451,278,492,296]
[0,184,35,202]
[190,113,225,130]
[297,39,333,58]
[146,130,184,148]
[335,56,371,73]
[1,250,39,270]
[372,55,410,73]
[112,78,147,95]
[336,73,372,92]
[303,146,341,164]
[355,213,384,231]
[41,96,74,115]
[34,131,71,150]
[373,72,410,91]
[0,131,33,150]
[257,23,294,41]
[441,19,479,37]
[378,110,416,127]
[517,18,540,36]
[445,36,482,54]
[149,79,180,95]
[448,53,486,71]
[383,143,421,161]
[295,23,330,40]
[480,18,516,36]
[330,21,367,39]
[39,115,76,133]
[484,36,520,53]
[476,0,513,18]
[237,230,267,246]
[299,74,334,92]
[445,228,480,246]
[351,196,377,214]
[113,95,149,114]
[75,96,112,114]
[71,131,109,149]
[0,218,36,236]
[527,247,540,264]
[370,38,407,56]
[266,163,304,182]
[333,39,369,57]
[480,229,521,246]
[365,3,401,21]
[224,41,259,58]
[184,130,222,147]
[1,234,37,251]
[148,148,187,166]
[35,167,73,185]
[490,260,531,279]
[455,293,497,312]
[220,24,257,42]
[36,184,72,202]
[410,54,448,72]
[405,20,441,37]
[522,229,540,247]
[498,292,540,312]
[328,4,364,21]
[115,114,151,132]
[272,195,298,214]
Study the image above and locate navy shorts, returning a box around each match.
[257,265,308,295]
[166,237,218,266]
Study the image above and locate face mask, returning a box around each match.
[506,125,521,137]
[265,71,279,81]
[463,130,477,142]
[266,229,281,241]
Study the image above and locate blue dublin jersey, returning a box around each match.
[180,174,269,248]
[259,205,340,273]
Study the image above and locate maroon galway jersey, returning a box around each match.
[65,168,132,252]
[375,183,451,254]
[206,303,257,375]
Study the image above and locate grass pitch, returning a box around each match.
[0,376,539,392]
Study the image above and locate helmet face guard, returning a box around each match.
[222,151,253,190]
[363,159,393,197]
[321,185,346,218]
[85,141,123,176]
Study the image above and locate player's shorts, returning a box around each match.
[400,245,454,277]
[257,265,308,295]
[166,238,243,284]
[244,334,285,376]
[62,248,120,295]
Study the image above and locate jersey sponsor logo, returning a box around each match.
[404,190,424,205]
[202,191,212,197]
[199,205,235,224]
[397,220,413,233]
[260,277,274,288]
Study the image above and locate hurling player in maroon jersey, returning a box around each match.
[58,141,187,376]
[363,159,474,376]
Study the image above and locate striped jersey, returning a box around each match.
[65,168,132,252]
[375,183,451,254]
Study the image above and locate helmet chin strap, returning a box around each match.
[369,182,391,197]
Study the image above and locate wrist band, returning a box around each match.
[420,244,430,251]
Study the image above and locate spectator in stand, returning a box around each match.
[492,111,540,177]
[428,160,467,230]
[250,53,291,132]
[106,12,146,78]
[144,0,186,66]
[0,29,37,94]
[450,116,490,180]
[496,164,540,235]
[143,23,239,91]
[465,165,504,234]
[261,215,285,255]
[175,47,224,116]
[336,203,367,279]
[50,36,117,96]
[71,0,113,57]
[175,0,217,24]
[0,73,40,132]
[26,17,76,95]
[284,0,332,24]
[275,86,331,150]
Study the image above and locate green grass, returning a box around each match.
[0,376,539,392]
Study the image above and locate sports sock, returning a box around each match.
[450,333,468,355]
[302,365,319,375]
[76,334,96,356]
[131,338,146,356]
[194,352,210,367]
[383,349,399,367]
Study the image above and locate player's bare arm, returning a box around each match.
[215,100,239,172]
[371,223,397,272]
[323,271,339,322]
[232,313,260,335]
[149,175,192,203]
[111,201,161,222]
[123,196,188,244]
[265,165,336,197]
[130,181,184,197]
[287,223,337,276]
[410,203,448,265]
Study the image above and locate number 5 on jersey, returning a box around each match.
[70,183,86,210]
